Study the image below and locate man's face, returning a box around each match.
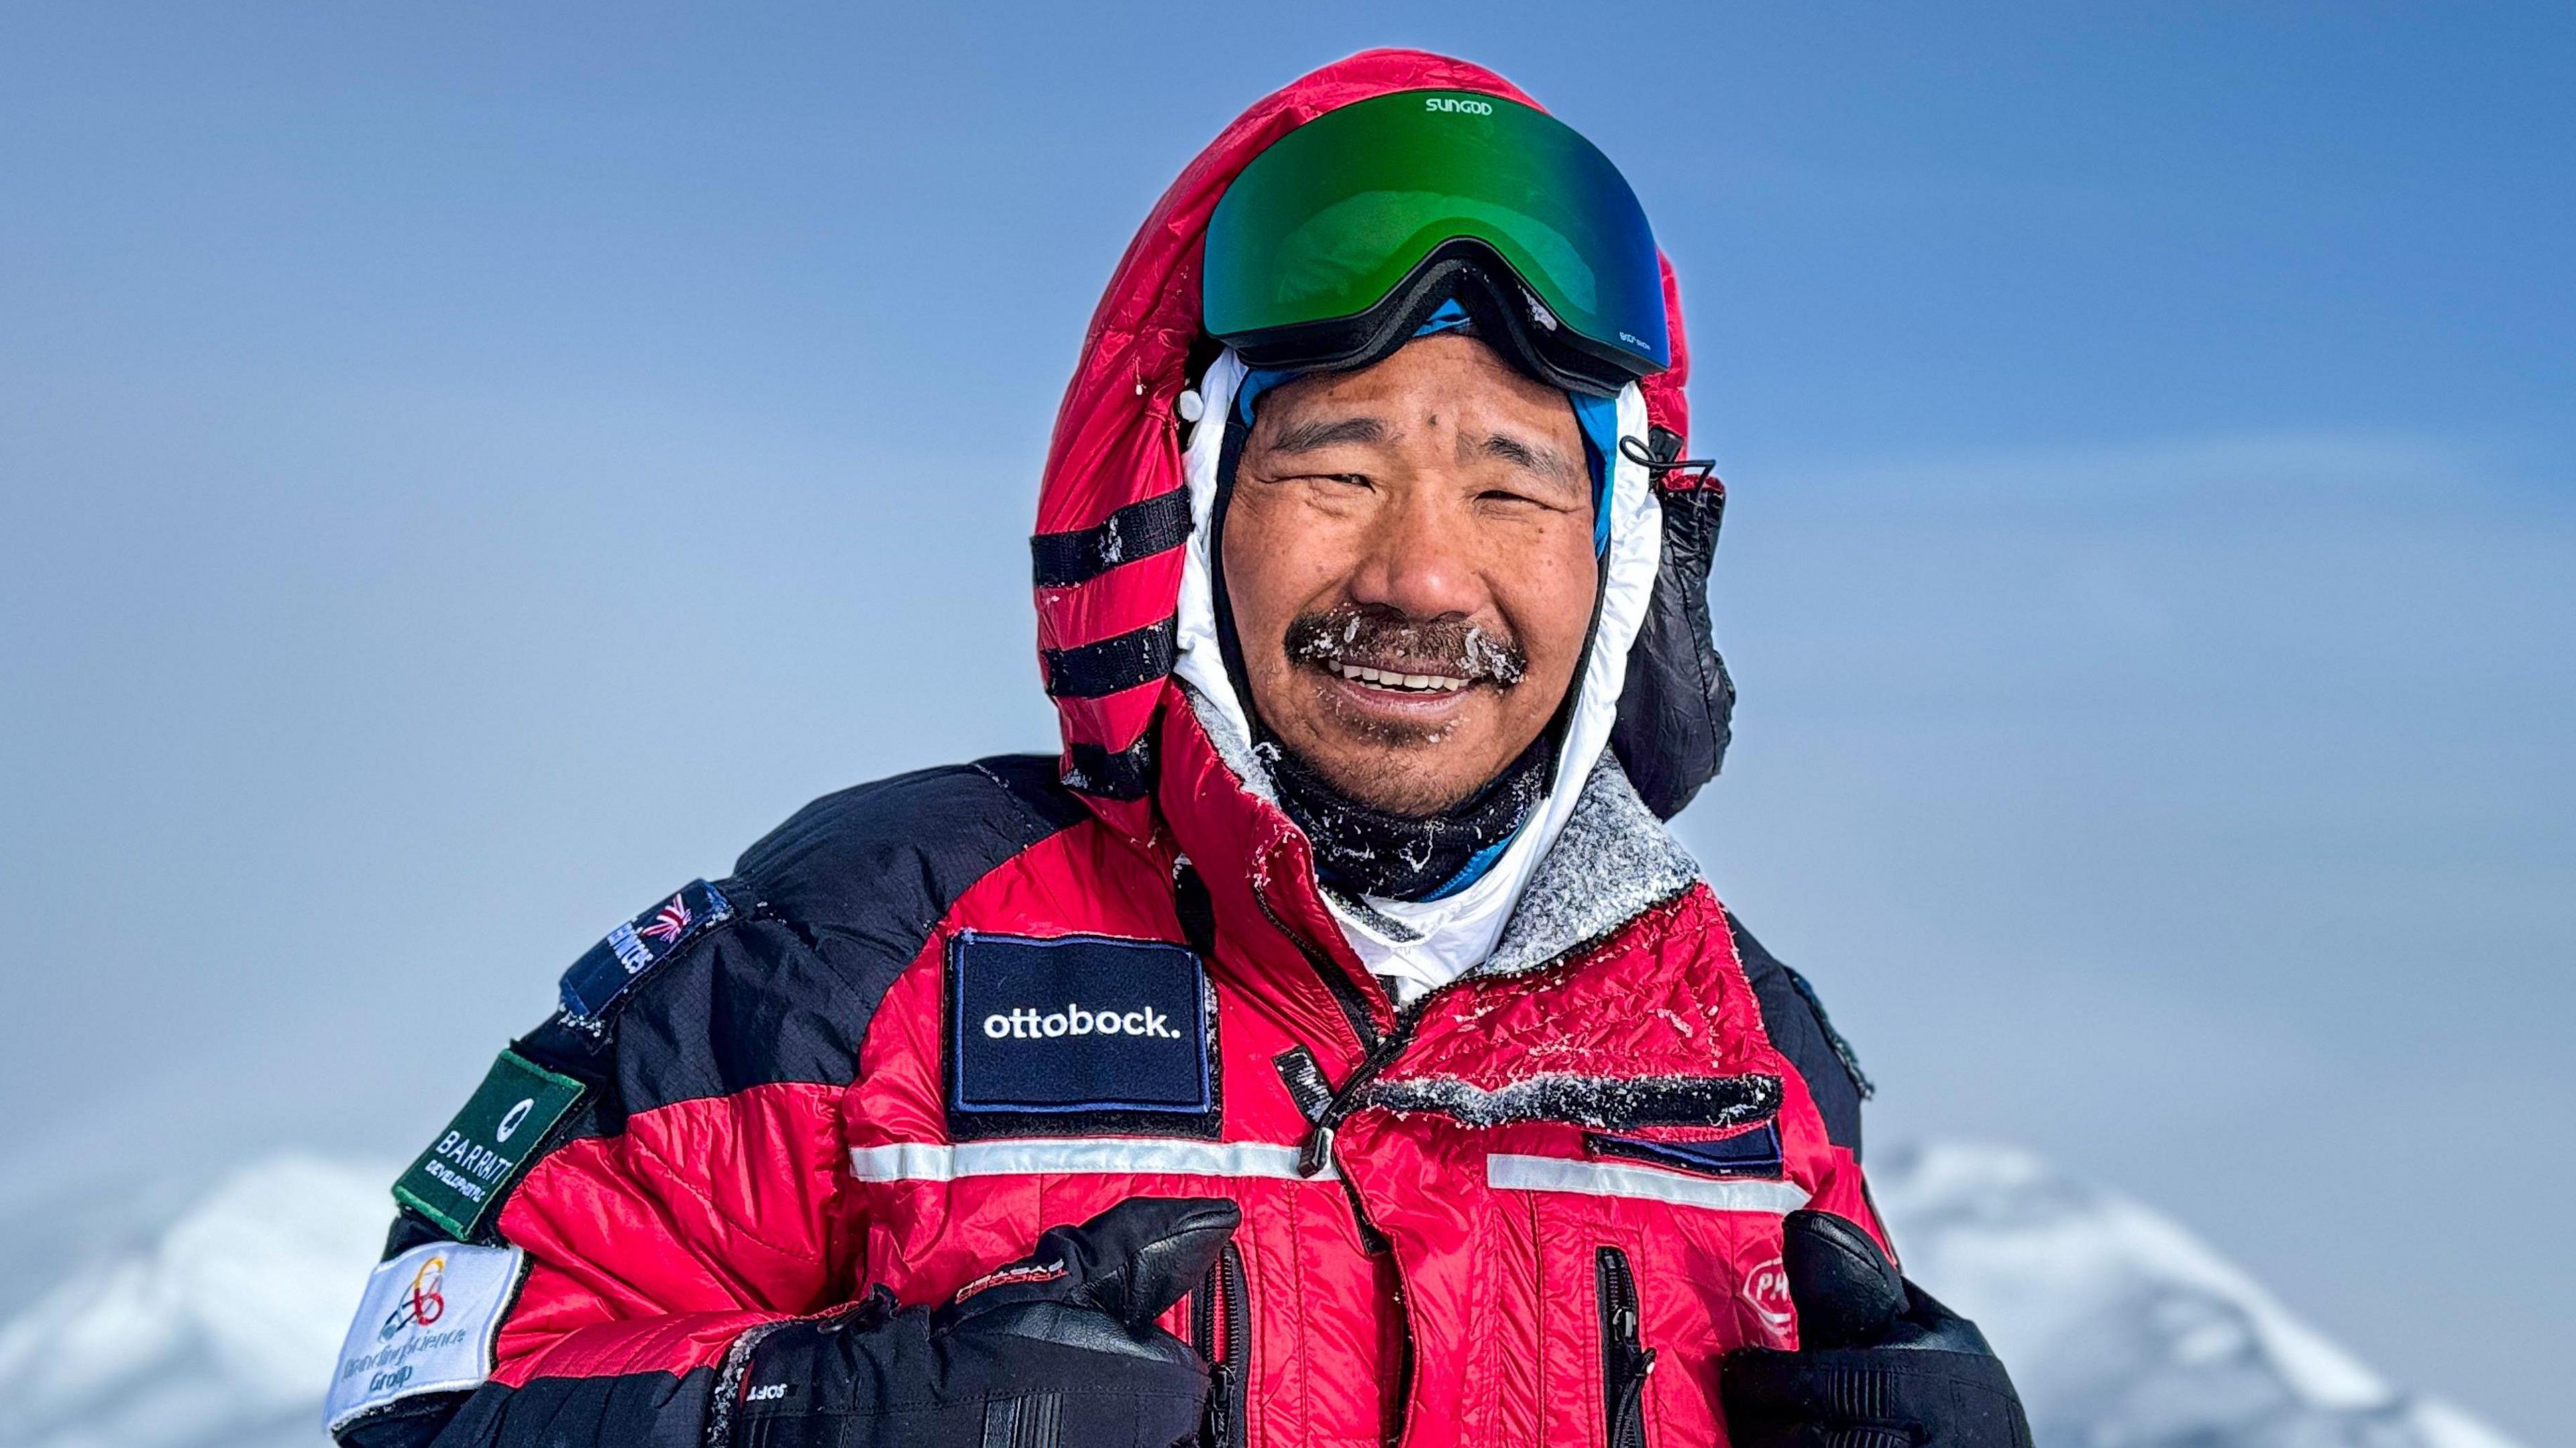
[1222,334,1599,817]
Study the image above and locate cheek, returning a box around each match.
[1223,492,1357,639]
[1220,501,1279,626]
[1494,525,1602,673]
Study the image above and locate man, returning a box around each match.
[325,50,2029,1448]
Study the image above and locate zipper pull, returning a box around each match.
[1299,1123,1336,1178]
[1203,1363,1233,1447]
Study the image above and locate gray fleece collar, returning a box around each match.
[1476,748,1703,978]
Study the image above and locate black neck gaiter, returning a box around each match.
[1267,732,1551,901]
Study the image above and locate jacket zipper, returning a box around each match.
[1243,871,1409,1178]
[1250,881,1385,1053]
[1595,1246,1655,1448]
[1257,878,1501,1447]
[1297,1003,1419,1177]
[1189,1241,1251,1448]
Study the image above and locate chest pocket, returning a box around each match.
[1350,1069,1805,1448]
[942,930,1222,1141]
[1485,1109,1810,1448]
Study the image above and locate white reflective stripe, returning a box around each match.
[849,1139,1328,1182]
[1487,1154,1811,1214]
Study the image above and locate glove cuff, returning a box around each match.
[703,1289,896,1448]
[704,1319,794,1448]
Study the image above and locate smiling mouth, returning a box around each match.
[1328,661,1470,693]
[1283,604,1527,707]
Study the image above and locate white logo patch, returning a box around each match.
[323,1240,524,1433]
[1741,1254,1796,1345]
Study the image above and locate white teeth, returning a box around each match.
[1333,663,1468,693]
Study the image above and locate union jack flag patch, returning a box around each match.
[639,893,692,942]
[558,879,733,1032]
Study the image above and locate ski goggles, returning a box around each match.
[1203,89,1669,398]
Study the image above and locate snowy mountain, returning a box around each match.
[0,1156,389,1448]
[0,1146,2524,1448]
[1870,1145,2517,1448]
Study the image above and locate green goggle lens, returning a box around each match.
[1204,90,1668,380]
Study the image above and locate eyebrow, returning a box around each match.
[1265,414,1390,455]
[1470,430,1584,490]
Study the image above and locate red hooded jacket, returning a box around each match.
[326,49,1881,1448]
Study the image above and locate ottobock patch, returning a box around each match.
[946,930,1218,1141]
[1589,1120,1786,1179]
[323,1239,525,1433]
[392,1049,584,1241]
[557,878,733,1032]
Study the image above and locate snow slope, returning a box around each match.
[0,1146,2523,1448]
[1873,1144,2518,1448]
[0,1156,388,1448]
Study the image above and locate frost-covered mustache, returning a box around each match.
[1285,603,1529,693]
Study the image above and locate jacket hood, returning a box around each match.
[1028,50,1723,983]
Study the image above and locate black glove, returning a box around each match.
[723,1196,1238,1448]
[1721,1209,2033,1448]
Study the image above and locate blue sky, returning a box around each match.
[2,4,2569,1438]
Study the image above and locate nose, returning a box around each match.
[1342,478,1486,622]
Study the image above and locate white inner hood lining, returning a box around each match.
[1173,348,1664,999]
